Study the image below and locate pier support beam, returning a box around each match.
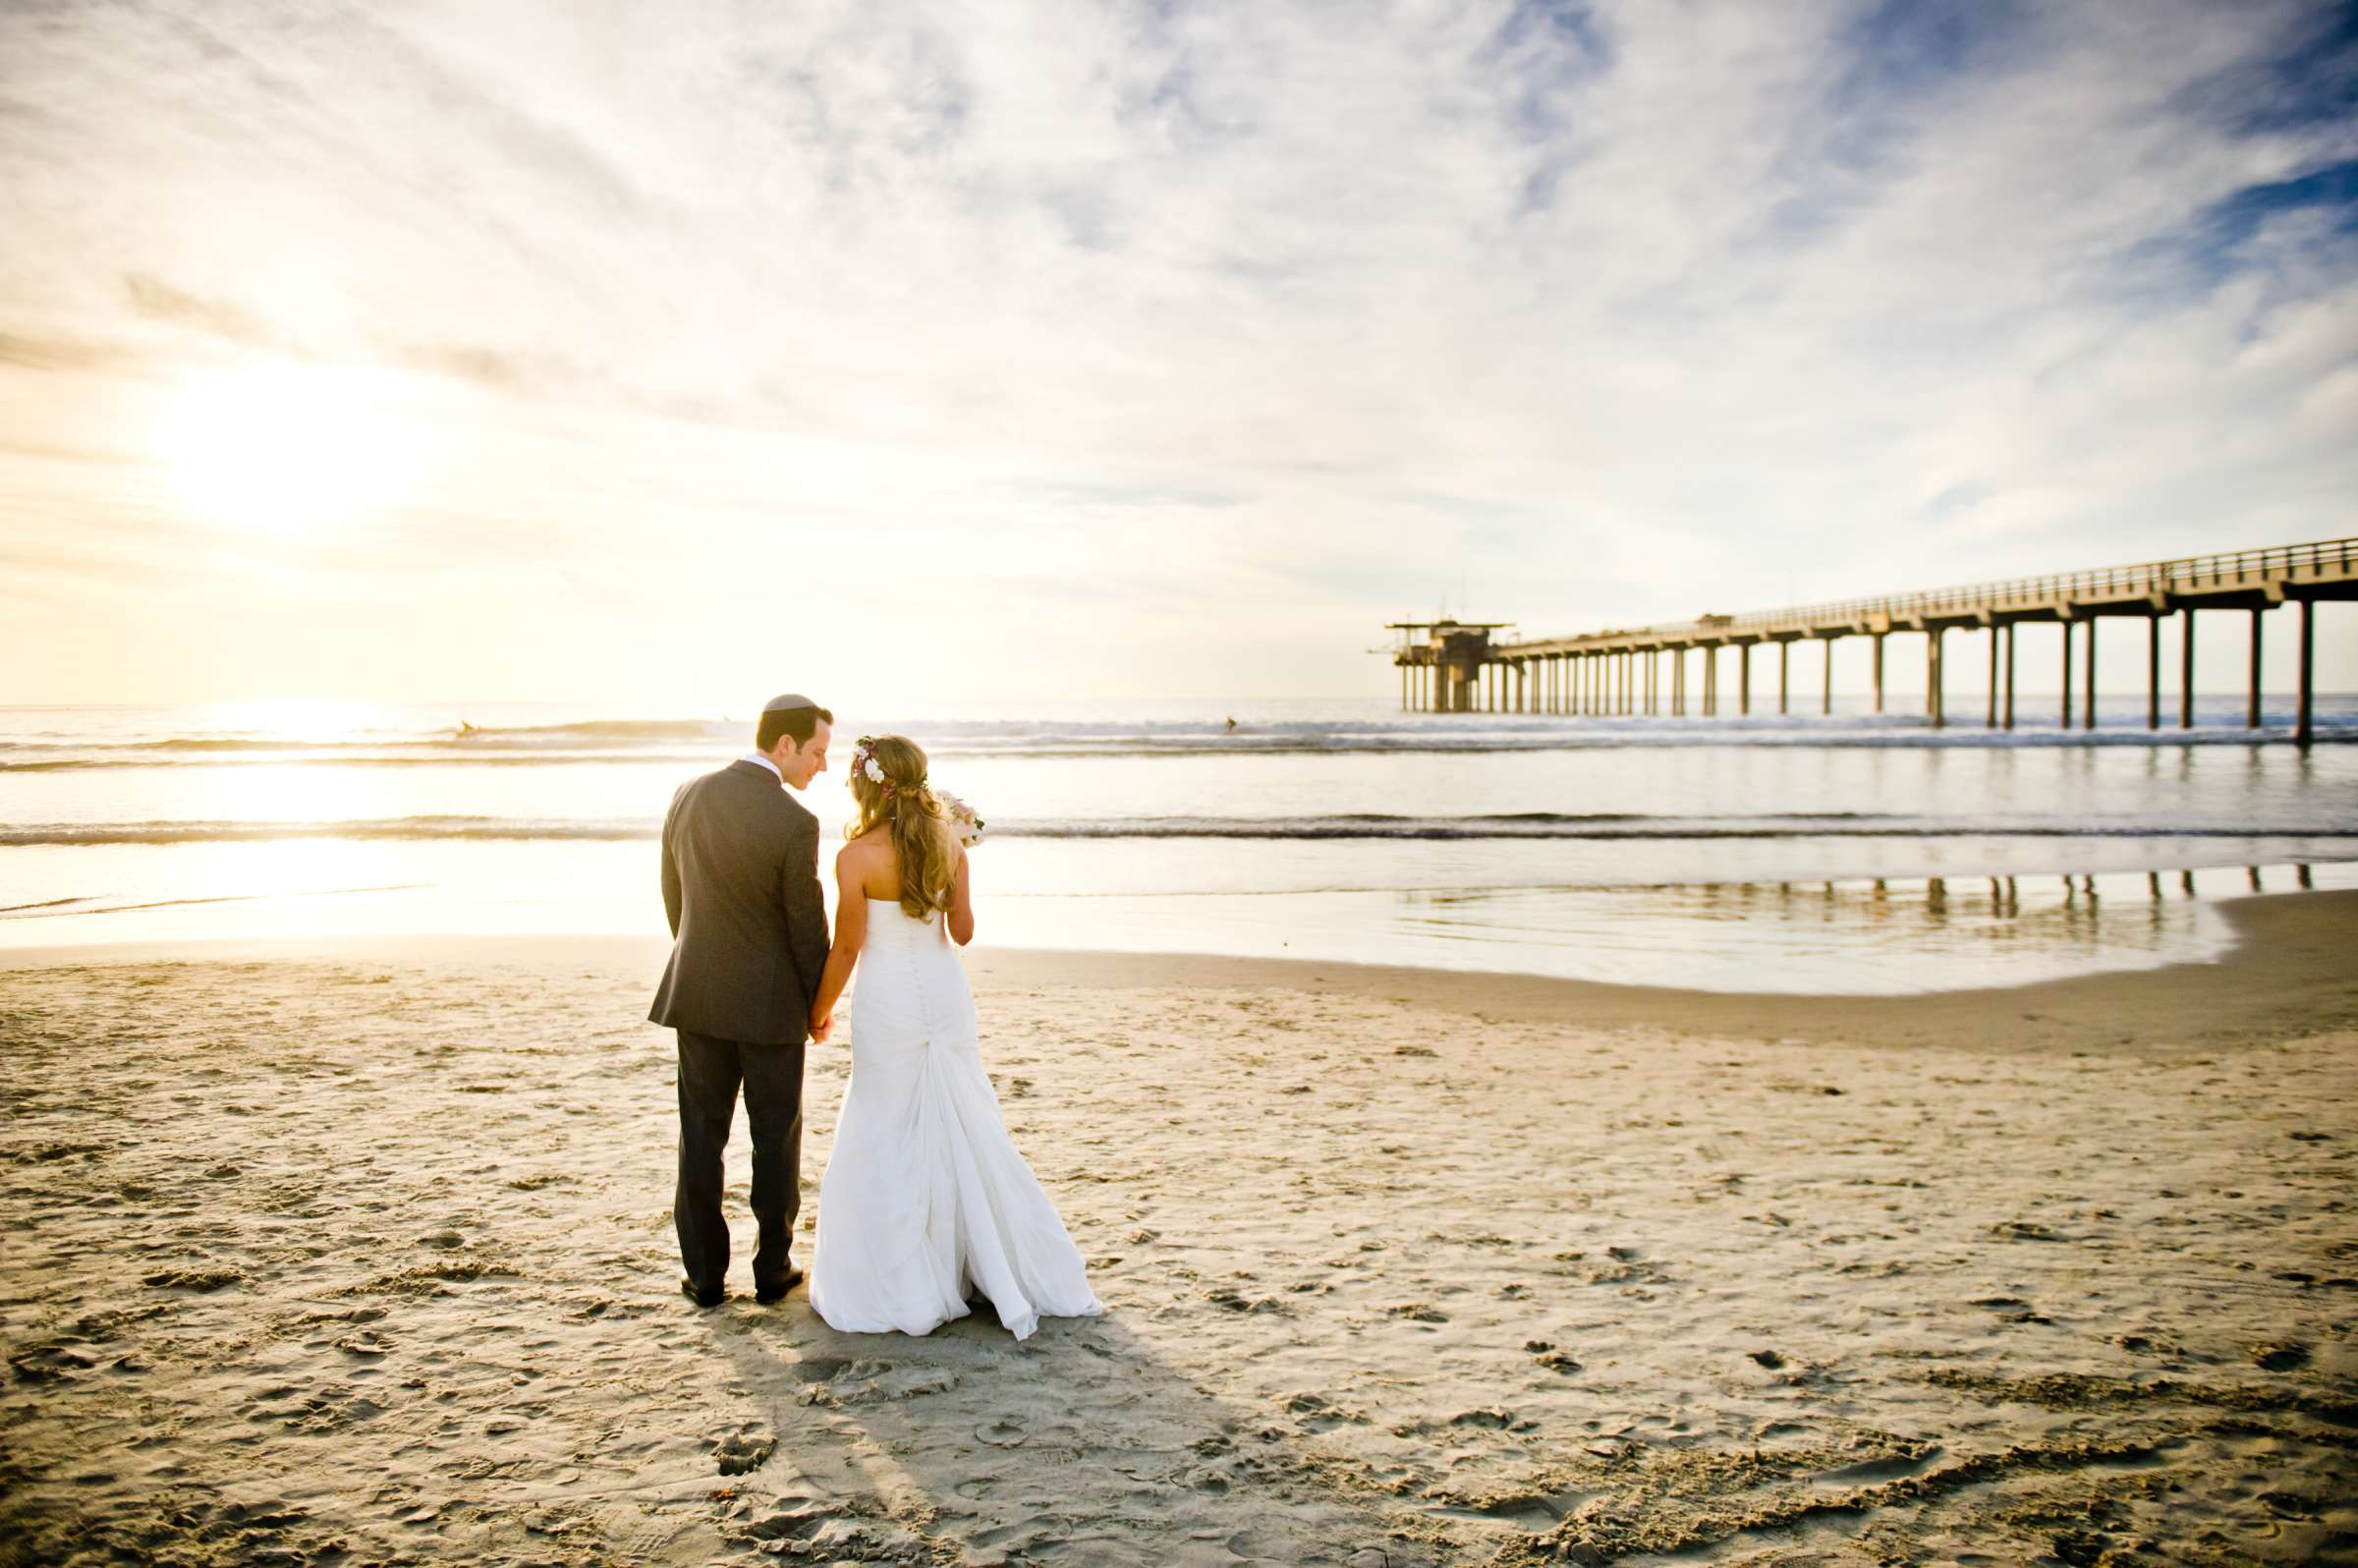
[1704,646,1717,715]
[1672,648,1685,715]
[1871,633,1884,714]
[2296,598,2315,747]
[2060,618,2074,728]
[2083,619,2098,731]
[1986,629,1998,727]
[2248,608,2263,728]
[2002,624,2015,729]
[1825,636,1835,716]
[2180,609,2195,729]
[2148,614,2161,730]
[1778,642,1790,715]
[1739,644,1752,716]
[1929,628,1945,729]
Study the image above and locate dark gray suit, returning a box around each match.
[648,758,830,1294]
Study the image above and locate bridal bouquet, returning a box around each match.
[936,790,986,848]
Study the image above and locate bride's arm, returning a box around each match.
[809,850,868,1038]
[946,846,975,947]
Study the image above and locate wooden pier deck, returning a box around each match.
[1390,536,2356,744]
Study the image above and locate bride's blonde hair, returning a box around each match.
[846,733,958,920]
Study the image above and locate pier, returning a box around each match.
[1390,536,2355,744]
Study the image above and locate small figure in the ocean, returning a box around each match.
[1225,715,1238,732]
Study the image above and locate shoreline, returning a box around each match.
[5,887,2353,1055]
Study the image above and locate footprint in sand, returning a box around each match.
[977,1416,1027,1448]
[1207,1285,1290,1314]
[705,1424,776,1476]
[1526,1340,1582,1374]
[140,1265,242,1292]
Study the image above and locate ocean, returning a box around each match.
[4,697,2354,993]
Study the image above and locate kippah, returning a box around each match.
[761,693,817,713]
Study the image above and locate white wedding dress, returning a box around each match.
[811,898,1102,1341]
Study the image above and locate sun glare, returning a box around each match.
[154,362,436,535]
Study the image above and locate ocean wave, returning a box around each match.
[8,813,2358,847]
[0,817,655,845]
[5,721,2353,769]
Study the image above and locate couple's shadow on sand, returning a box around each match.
[699,1298,1423,1567]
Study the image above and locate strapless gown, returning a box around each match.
[810,898,1102,1341]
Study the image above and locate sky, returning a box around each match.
[2,0,2354,709]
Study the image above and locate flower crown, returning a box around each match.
[850,735,924,798]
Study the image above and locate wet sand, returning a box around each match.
[2,892,2353,1565]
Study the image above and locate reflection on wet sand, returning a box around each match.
[1365,863,2345,994]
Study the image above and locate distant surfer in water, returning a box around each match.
[1225,716,1238,732]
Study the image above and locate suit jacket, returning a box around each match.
[647,759,829,1044]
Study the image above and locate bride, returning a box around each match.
[804,733,1102,1341]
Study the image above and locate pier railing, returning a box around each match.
[1636,536,2357,640]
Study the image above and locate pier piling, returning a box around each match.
[2083,620,2098,732]
[1929,628,1945,729]
[2297,598,2315,746]
[2248,608,2263,729]
[2180,610,2195,729]
[2002,624,2015,730]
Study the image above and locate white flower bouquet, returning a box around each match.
[935,790,986,847]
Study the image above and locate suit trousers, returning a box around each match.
[673,1030,806,1292]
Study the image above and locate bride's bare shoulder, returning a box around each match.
[838,831,903,898]
[837,832,887,869]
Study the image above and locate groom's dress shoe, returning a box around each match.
[680,1277,725,1309]
[755,1267,805,1305]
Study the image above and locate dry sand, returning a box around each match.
[2,892,2354,1566]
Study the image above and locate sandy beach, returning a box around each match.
[3,892,2354,1566]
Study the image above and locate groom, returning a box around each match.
[649,695,833,1308]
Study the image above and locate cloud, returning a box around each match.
[0,0,2352,702]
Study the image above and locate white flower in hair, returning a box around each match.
[863,756,886,784]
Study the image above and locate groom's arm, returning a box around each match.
[780,810,829,1013]
[658,787,685,937]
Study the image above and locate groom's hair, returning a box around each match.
[758,703,832,752]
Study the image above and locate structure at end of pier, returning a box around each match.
[1383,620,1513,712]
[1388,537,2355,744]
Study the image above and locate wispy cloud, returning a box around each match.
[0,0,2351,702]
